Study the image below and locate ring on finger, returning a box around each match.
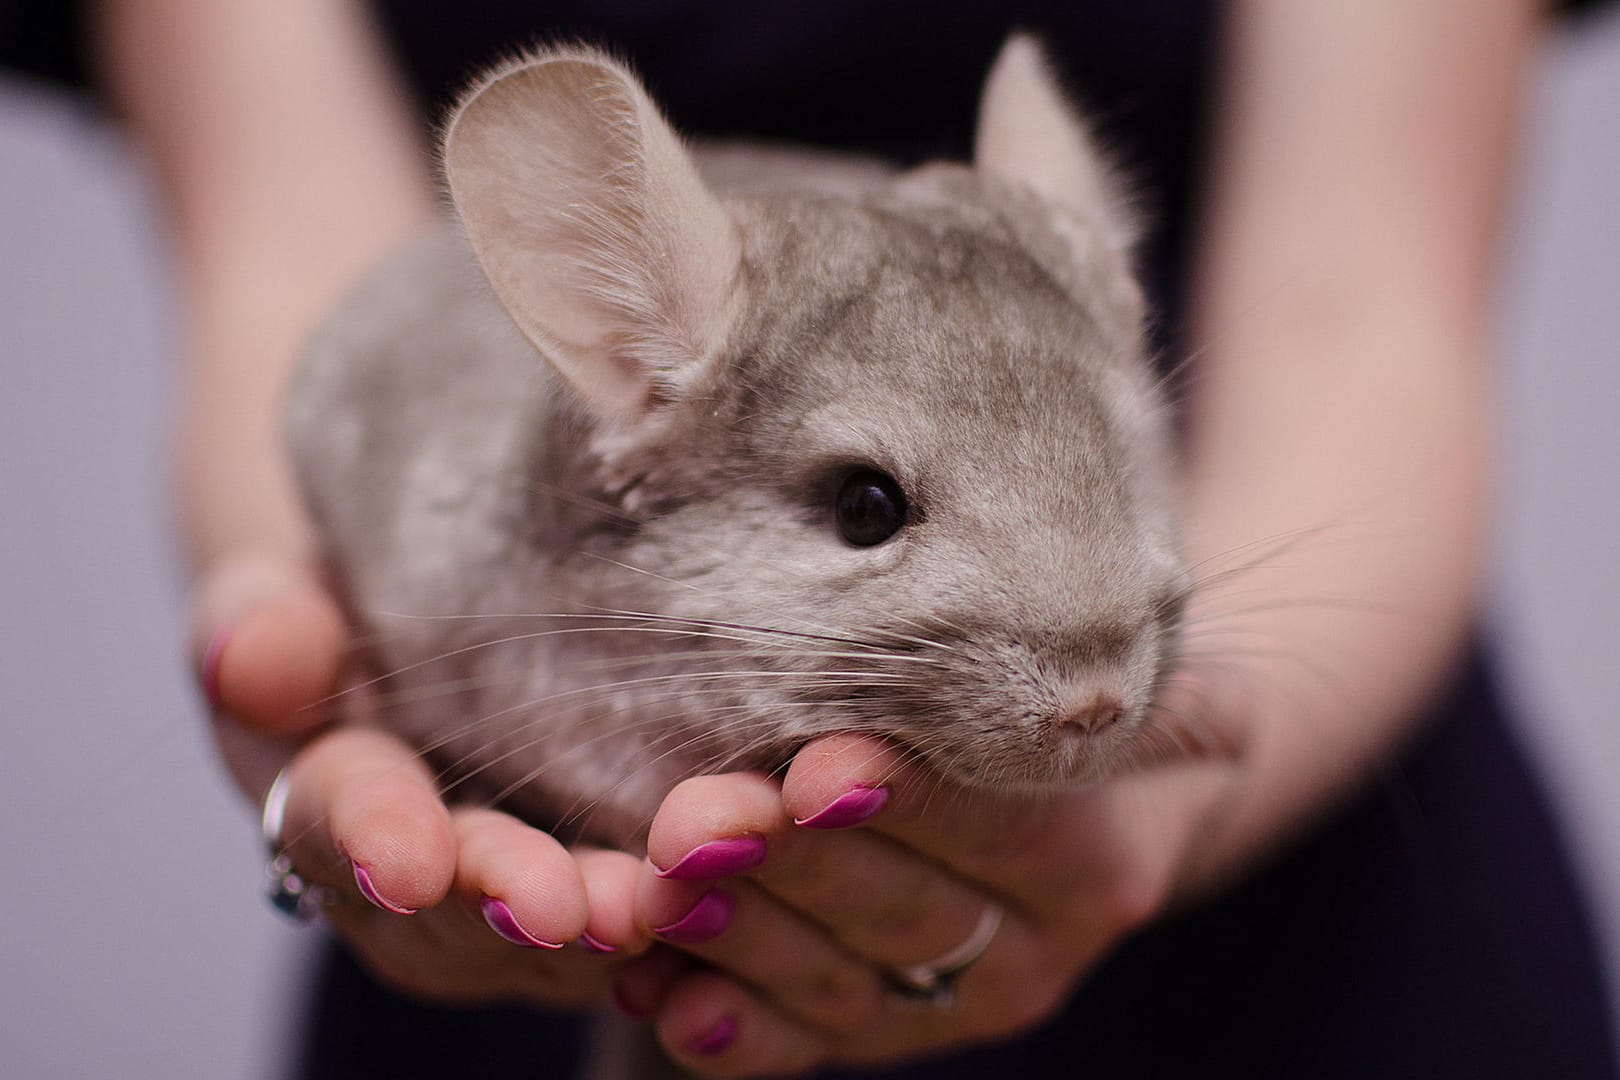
[886,901,1003,1010]
[261,766,337,922]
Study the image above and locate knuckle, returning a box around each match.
[862,875,941,938]
[789,969,883,1032]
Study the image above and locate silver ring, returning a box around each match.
[261,766,295,850]
[887,902,1003,1010]
[261,766,335,922]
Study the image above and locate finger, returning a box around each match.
[280,726,457,915]
[611,946,697,1020]
[649,772,1001,972]
[644,772,778,881]
[450,807,588,949]
[191,552,346,731]
[658,937,1079,1076]
[636,873,885,1033]
[576,847,654,956]
[655,970,825,1078]
[649,937,1078,1076]
[779,734,1039,885]
[780,734,1155,928]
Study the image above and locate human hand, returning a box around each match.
[191,553,650,1007]
[617,690,1245,1076]
[268,725,650,1005]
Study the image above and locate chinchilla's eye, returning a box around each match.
[835,470,908,546]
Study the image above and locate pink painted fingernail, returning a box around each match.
[578,931,619,954]
[794,784,890,829]
[480,896,565,949]
[200,628,232,709]
[686,1014,738,1056]
[352,862,417,915]
[654,888,735,944]
[655,835,766,880]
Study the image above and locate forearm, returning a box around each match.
[94,0,437,569]
[1171,0,1540,890]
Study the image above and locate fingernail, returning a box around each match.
[480,896,564,949]
[611,979,653,1020]
[794,784,890,829]
[200,628,232,709]
[685,1014,738,1056]
[578,931,618,954]
[653,888,735,944]
[655,835,766,880]
[352,862,417,915]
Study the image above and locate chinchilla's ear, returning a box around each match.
[975,36,1137,259]
[444,49,741,418]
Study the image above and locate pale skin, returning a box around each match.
[101,0,1538,1074]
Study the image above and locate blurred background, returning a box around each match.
[2,8,1618,1078]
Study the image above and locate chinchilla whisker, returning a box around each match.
[1170,643,1328,678]
[394,669,829,768]
[553,721,784,833]
[1127,718,1197,770]
[456,709,728,809]
[1183,518,1418,602]
[580,551,711,595]
[563,646,948,673]
[1182,522,1348,581]
[1170,640,1363,715]
[423,667,921,791]
[373,608,834,652]
[867,613,969,651]
[608,710,904,806]
[441,700,760,806]
[520,703,872,833]
[312,621,798,712]
[584,552,965,656]
[359,656,741,713]
[520,475,645,526]
[1178,593,1418,628]
[356,618,928,703]
[1170,633,1347,677]
[571,596,876,650]
[367,657,930,713]
[1142,695,1230,758]
[1146,339,1210,400]
[427,670,913,799]
[576,602,890,651]
[589,510,968,654]
[365,665,899,715]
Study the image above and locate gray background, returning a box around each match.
[3,12,1618,1078]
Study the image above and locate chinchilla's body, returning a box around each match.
[287,39,1186,850]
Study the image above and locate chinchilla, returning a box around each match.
[287,37,1186,850]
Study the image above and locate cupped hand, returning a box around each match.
[191,550,649,1008]
[271,726,649,1005]
[621,679,1246,1077]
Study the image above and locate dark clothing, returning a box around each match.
[5,1,1612,1075]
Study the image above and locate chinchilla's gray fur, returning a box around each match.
[286,39,1185,852]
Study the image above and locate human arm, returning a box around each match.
[97,0,433,770]
[97,0,647,999]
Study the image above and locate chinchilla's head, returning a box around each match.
[444,38,1186,792]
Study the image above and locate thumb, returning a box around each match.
[190,551,347,734]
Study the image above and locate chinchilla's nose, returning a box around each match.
[1054,691,1125,735]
